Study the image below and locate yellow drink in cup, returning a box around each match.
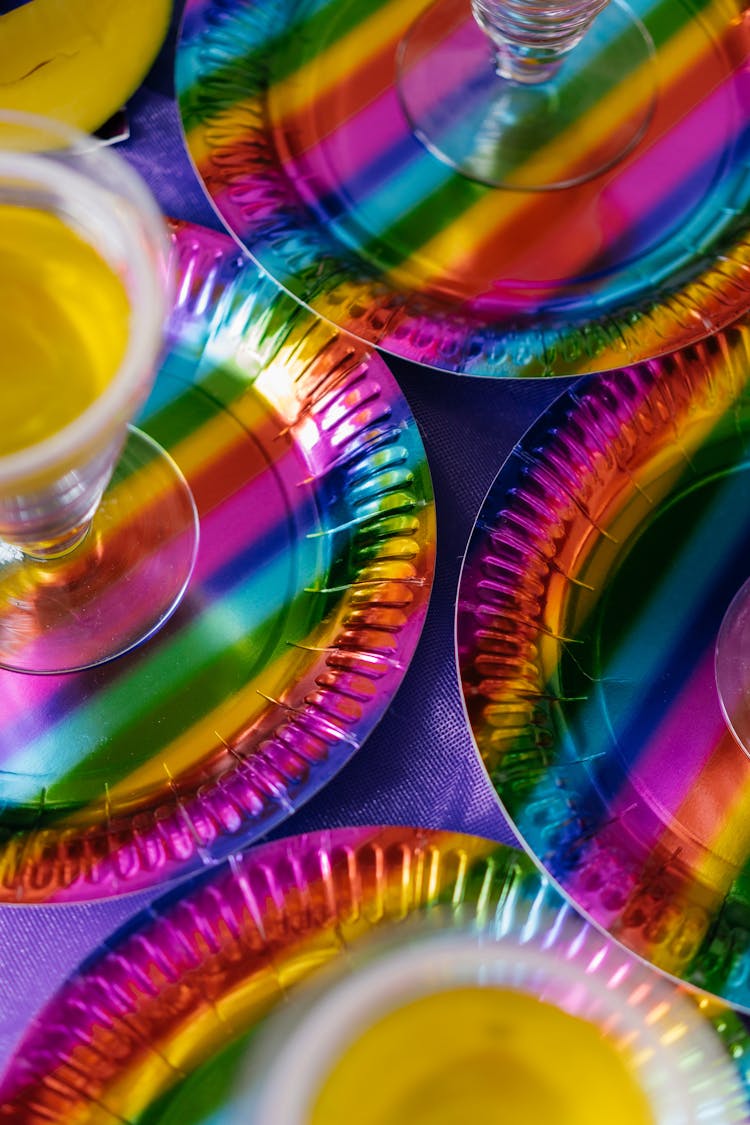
[0,205,129,456]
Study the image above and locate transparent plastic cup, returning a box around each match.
[0,111,198,674]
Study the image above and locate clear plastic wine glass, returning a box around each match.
[0,111,198,674]
[397,0,657,190]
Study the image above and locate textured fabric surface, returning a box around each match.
[0,0,572,1067]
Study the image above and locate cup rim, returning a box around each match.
[242,924,742,1124]
[0,109,168,485]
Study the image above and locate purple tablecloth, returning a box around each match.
[0,0,571,1064]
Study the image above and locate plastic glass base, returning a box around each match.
[715,577,750,757]
[397,0,657,190]
[0,426,199,675]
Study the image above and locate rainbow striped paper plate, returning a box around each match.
[2,827,749,1122]
[0,223,434,905]
[176,0,750,377]
[456,322,750,1009]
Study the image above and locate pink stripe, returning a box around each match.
[276,18,472,204]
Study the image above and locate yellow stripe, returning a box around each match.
[187,95,263,169]
[72,537,433,819]
[638,767,750,978]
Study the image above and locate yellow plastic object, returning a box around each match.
[0,0,172,131]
